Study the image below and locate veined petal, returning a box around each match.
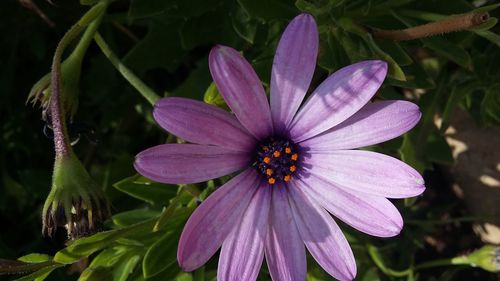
[218,183,271,281]
[265,186,306,281]
[289,185,356,281]
[295,175,403,237]
[209,45,273,139]
[301,100,421,151]
[303,150,425,198]
[154,97,256,151]
[271,14,318,133]
[178,169,260,271]
[289,60,388,142]
[134,144,250,184]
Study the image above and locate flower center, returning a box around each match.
[253,136,299,185]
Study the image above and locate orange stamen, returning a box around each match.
[268,178,276,185]
[266,168,273,176]
[273,151,281,158]
[284,175,291,182]
[289,165,296,172]
[263,157,271,164]
[291,153,298,161]
[285,147,292,154]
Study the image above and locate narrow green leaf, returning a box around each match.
[114,254,141,281]
[476,30,500,47]
[14,264,63,281]
[17,254,50,264]
[112,208,161,227]
[113,174,177,205]
[78,266,112,281]
[473,3,500,13]
[54,220,155,264]
[142,231,179,278]
[440,81,480,133]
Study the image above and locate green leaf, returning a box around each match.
[179,9,239,50]
[426,133,454,165]
[237,0,296,21]
[78,266,113,281]
[231,6,258,43]
[124,20,186,73]
[399,134,426,174]
[17,254,50,264]
[54,220,155,264]
[14,264,63,281]
[317,28,350,72]
[203,82,227,108]
[114,254,141,281]
[113,174,177,205]
[142,231,179,278]
[128,0,222,19]
[364,35,406,80]
[373,39,413,66]
[440,80,480,133]
[473,3,500,13]
[112,208,161,227]
[476,30,500,47]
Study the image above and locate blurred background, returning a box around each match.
[0,0,499,280]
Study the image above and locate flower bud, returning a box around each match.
[467,245,500,272]
[42,153,109,239]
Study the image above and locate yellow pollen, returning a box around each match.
[263,157,271,164]
[266,168,273,176]
[273,151,281,158]
[289,165,297,172]
[291,153,298,161]
[284,175,291,182]
[285,147,292,154]
[268,178,276,185]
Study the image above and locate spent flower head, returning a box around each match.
[42,153,109,239]
[134,13,425,281]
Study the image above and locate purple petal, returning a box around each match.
[134,144,250,184]
[271,14,318,133]
[301,100,421,150]
[295,175,403,237]
[288,185,356,281]
[178,169,261,271]
[289,60,388,142]
[153,97,257,151]
[209,45,273,139]
[303,150,425,198]
[265,186,306,281]
[218,183,271,281]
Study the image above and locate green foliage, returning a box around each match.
[2,0,500,280]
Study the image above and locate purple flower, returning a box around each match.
[134,13,425,281]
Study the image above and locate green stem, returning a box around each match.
[368,244,471,278]
[93,33,160,105]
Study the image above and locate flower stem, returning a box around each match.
[50,24,85,158]
[370,12,490,41]
[50,2,107,158]
[93,32,160,105]
[368,244,471,277]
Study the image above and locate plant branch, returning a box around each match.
[370,12,490,41]
[93,32,160,105]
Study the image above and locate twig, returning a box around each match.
[370,12,489,41]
